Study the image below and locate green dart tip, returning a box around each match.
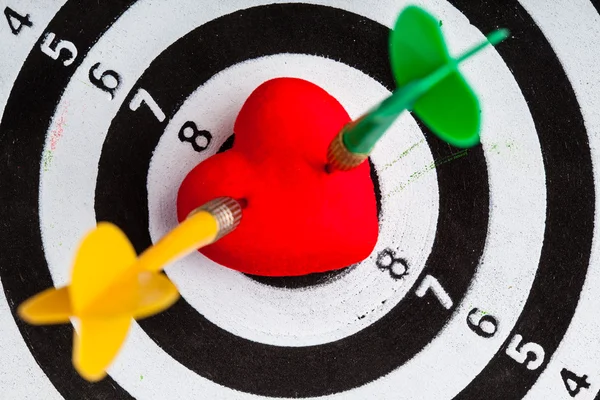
[456,28,510,63]
[487,28,510,46]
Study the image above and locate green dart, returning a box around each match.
[327,6,509,171]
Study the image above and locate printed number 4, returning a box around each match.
[4,7,32,35]
[505,334,545,370]
[41,32,78,66]
[560,368,590,397]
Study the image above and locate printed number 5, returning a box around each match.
[505,334,545,370]
[41,32,77,66]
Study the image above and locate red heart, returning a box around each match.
[177,77,378,276]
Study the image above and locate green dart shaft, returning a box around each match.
[456,29,509,63]
[341,28,509,155]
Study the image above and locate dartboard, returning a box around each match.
[1,0,599,399]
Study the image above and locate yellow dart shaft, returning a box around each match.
[138,197,242,272]
[137,211,217,272]
[78,206,226,314]
[19,197,243,323]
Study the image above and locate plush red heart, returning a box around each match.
[177,77,378,276]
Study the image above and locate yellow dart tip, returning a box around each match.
[17,286,72,325]
[73,361,108,382]
[72,316,132,382]
[17,304,35,323]
[16,305,29,322]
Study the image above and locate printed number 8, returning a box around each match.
[179,121,212,153]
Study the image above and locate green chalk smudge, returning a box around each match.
[386,149,469,198]
[489,141,516,155]
[42,150,54,172]
[382,139,425,171]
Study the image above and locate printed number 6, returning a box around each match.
[505,334,545,370]
[467,308,498,338]
[41,32,77,66]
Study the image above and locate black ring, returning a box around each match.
[95,4,488,397]
[0,0,137,398]
[0,1,590,399]
[450,0,594,398]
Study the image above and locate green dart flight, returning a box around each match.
[327,5,509,171]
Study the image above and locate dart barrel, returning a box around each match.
[326,130,369,171]
[191,197,243,241]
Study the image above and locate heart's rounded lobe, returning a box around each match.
[177,77,378,276]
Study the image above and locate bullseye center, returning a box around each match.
[146,54,438,346]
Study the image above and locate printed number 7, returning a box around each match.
[129,89,166,122]
[415,275,453,309]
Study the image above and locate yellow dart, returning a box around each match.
[17,197,242,382]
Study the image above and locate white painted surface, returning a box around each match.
[0,0,597,399]
[0,1,67,399]
[521,1,600,399]
[0,281,62,399]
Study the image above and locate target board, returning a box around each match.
[0,0,599,399]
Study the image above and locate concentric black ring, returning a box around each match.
[0,0,136,398]
[95,4,488,397]
[0,1,591,399]
[451,0,594,398]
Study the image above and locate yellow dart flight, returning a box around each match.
[18,197,242,381]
